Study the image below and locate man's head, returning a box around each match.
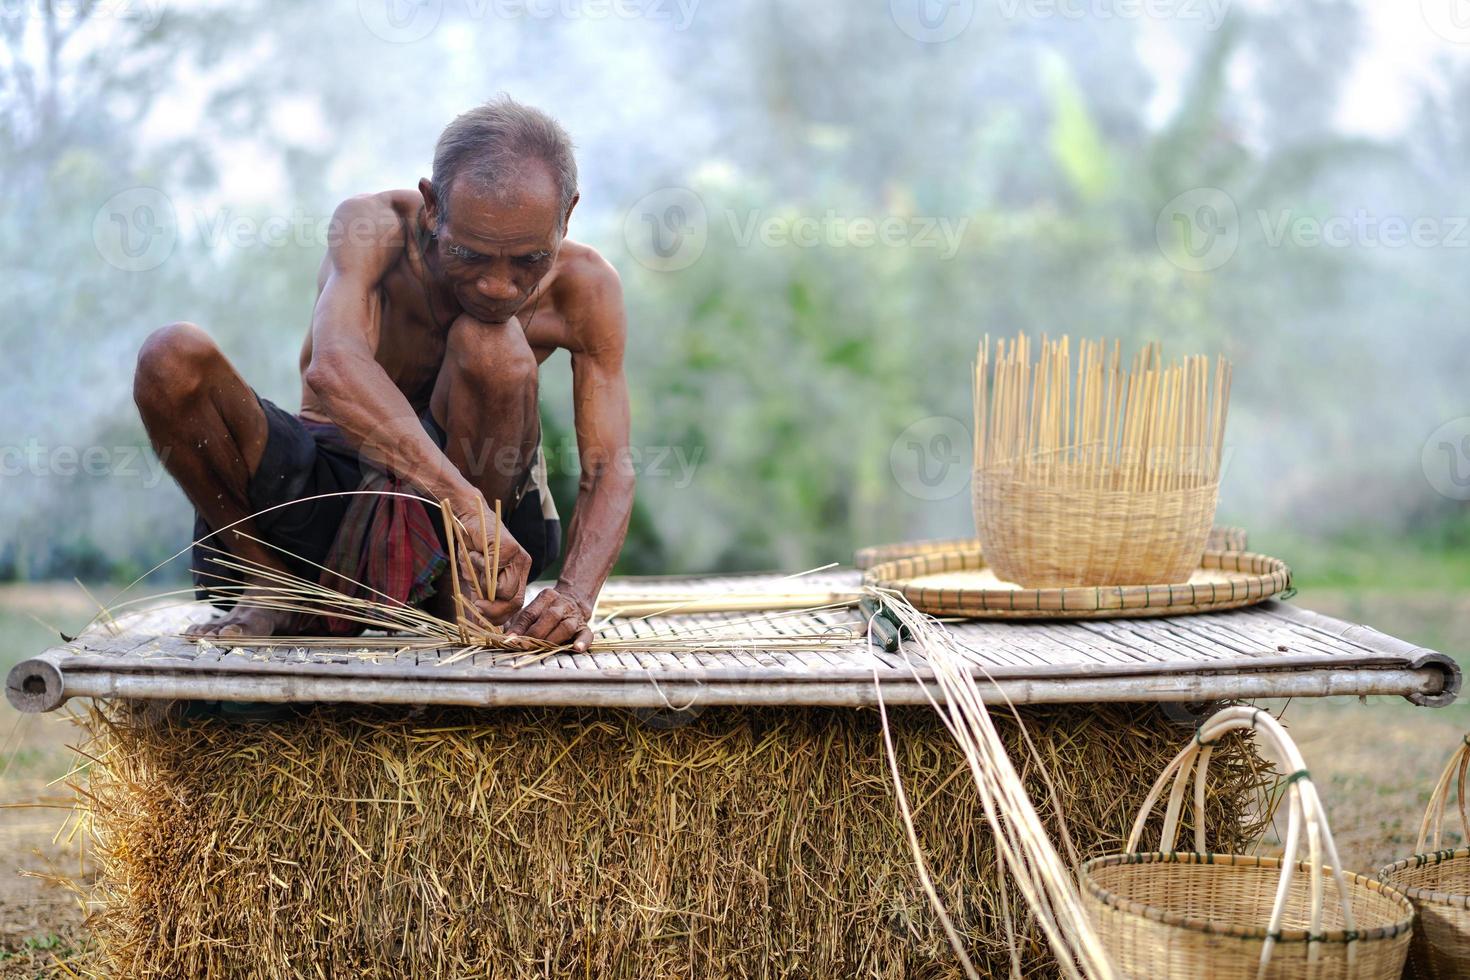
[420,97,579,324]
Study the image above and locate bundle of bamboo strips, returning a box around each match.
[972,334,1232,587]
[76,489,861,664]
[871,586,1118,979]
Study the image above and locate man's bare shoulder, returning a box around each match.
[330,190,422,250]
[553,241,624,331]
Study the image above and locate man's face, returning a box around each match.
[429,166,564,325]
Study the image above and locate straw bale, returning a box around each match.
[68,701,1270,978]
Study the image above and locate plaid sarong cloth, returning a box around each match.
[304,421,448,636]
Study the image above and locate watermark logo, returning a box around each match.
[93,187,177,272]
[1421,0,1470,44]
[890,0,974,42]
[1423,417,1470,500]
[1156,187,1238,272]
[623,187,708,272]
[358,0,443,42]
[889,415,971,501]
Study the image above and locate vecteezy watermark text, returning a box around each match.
[623,187,969,272]
[357,0,697,43]
[0,441,171,486]
[996,0,1228,27]
[92,192,439,271]
[888,415,1236,500]
[889,0,1228,44]
[1156,187,1470,272]
[0,0,167,31]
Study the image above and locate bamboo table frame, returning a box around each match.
[5,572,1460,713]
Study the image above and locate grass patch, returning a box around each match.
[1251,527,1470,591]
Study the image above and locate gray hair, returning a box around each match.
[431,96,578,228]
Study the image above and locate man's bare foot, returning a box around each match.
[185,604,298,639]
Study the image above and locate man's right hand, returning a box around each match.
[450,495,532,627]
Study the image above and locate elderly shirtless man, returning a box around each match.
[132,98,632,651]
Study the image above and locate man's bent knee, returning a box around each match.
[134,321,221,413]
[447,315,539,390]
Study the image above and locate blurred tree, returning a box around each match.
[0,0,1464,586]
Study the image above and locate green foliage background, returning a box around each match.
[1,1,1467,588]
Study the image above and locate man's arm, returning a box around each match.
[505,259,634,650]
[304,195,516,618]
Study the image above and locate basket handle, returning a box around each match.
[1125,706,1361,979]
[1415,735,1470,854]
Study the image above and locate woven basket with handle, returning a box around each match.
[1377,735,1470,979]
[1082,706,1413,979]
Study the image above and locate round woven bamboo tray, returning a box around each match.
[1377,736,1470,979]
[853,525,1248,570]
[1083,706,1414,979]
[861,548,1290,620]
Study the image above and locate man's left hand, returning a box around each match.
[504,587,594,651]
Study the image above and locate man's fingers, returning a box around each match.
[572,625,593,653]
[523,606,565,642]
[541,617,580,647]
[504,591,550,634]
[494,551,529,601]
[486,596,523,627]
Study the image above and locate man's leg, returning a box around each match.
[424,314,542,620]
[429,314,542,511]
[133,322,293,637]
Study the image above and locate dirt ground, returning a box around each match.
[0,583,1465,976]
[0,586,99,977]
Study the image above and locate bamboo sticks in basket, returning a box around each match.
[972,335,1233,587]
[974,334,1231,492]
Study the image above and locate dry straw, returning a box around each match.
[973,335,1232,587]
[76,489,861,665]
[63,699,1269,979]
[1377,735,1470,978]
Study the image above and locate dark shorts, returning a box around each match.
[193,395,561,605]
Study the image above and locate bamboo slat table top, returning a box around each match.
[5,570,1460,712]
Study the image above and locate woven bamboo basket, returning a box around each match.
[1377,736,1470,979]
[973,473,1221,587]
[972,335,1231,588]
[1082,706,1414,979]
[853,525,1248,570]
